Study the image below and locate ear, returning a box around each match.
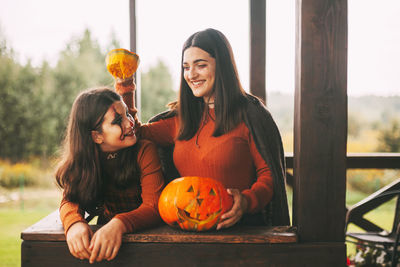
[91,130,103,144]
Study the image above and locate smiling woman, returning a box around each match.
[115,28,290,229]
[182,47,216,104]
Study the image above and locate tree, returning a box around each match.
[377,119,400,152]
[140,60,177,122]
[0,29,45,161]
[0,28,117,161]
[47,29,114,156]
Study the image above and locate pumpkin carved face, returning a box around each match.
[158,177,233,231]
[105,48,140,79]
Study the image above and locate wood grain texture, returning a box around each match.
[293,0,348,242]
[285,152,400,169]
[22,240,346,267]
[250,0,266,102]
[21,210,297,244]
[129,0,136,53]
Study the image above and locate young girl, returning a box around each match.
[55,88,164,263]
[115,28,290,229]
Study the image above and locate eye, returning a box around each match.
[111,115,122,125]
[182,66,190,71]
[126,110,133,119]
[209,188,216,196]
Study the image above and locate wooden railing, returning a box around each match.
[285,152,400,169]
[284,153,400,187]
[21,153,398,266]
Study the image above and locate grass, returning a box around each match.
[0,187,61,267]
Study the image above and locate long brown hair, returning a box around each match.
[177,28,247,140]
[55,88,139,210]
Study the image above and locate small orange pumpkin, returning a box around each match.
[105,48,140,79]
[158,177,233,231]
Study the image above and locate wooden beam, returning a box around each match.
[250,0,266,103]
[346,153,400,169]
[293,0,348,243]
[22,241,346,267]
[129,0,140,117]
[129,0,137,53]
[285,152,400,169]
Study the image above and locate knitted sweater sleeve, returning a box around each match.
[241,133,274,213]
[114,141,165,232]
[59,197,87,235]
[115,78,137,118]
[114,79,177,146]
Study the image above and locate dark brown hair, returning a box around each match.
[55,87,139,210]
[177,28,247,140]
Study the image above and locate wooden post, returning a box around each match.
[129,0,140,117]
[293,0,348,243]
[250,0,266,103]
[129,0,137,53]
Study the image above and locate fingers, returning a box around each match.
[107,236,122,261]
[108,244,121,261]
[67,241,80,259]
[216,189,246,230]
[89,234,99,264]
[67,238,90,260]
[66,222,92,260]
[89,232,121,263]
[78,235,91,259]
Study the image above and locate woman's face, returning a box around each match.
[92,101,137,152]
[183,47,216,103]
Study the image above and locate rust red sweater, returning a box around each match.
[59,140,164,234]
[137,110,274,214]
[116,82,274,214]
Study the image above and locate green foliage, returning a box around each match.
[0,28,116,162]
[0,28,177,162]
[377,119,400,152]
[347,169,400,194]
[140,60,177,122]
[0,50,44,161]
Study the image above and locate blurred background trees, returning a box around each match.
[0,27,398,193]
[0,28,176,164]
[141,60,176,122]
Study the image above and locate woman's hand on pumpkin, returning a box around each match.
[66,221,93,260]
[216,188,248,230]
[88,218,127,264]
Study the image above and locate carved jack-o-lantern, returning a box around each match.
[158,177,233,231]
[105,48,140,79]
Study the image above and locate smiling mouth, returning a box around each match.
[124,129,135,137]
[191,80,205,87]
[120,128,135,140]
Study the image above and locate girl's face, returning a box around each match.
[183,47,216,103]
[92,101,137,152]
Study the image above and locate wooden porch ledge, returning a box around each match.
[21,210,298,244]
[21,211,347,266]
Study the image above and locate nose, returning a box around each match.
[187,67,198,80]
[122,116,134,131]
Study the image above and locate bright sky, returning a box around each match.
[1,0,399,96]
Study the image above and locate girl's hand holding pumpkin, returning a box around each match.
[216,188,248,230]
[114,76,136,95]
[114,77,138,118]
[89,218,127,264]
[66,221,93,260]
